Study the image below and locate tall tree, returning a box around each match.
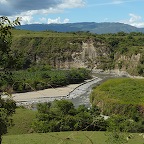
[0,16,20,69]
[0,16,20,144]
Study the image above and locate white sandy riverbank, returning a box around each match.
[2,77,102,106]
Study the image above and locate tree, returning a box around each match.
[106,115,134,144]
[0,16,20,144]
[32,100,107,133]
[0,94,16,144]
[0,16,20,69]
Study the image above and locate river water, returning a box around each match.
[69,73,116,108]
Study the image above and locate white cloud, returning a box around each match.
[112,0,123,4]
[129,13,141,23]
[58,0,85,9]
[0,0,7,4]
[88,0,139,7]
[8,11,36,25]
[0,0,85,24]
[122,13,144,28]
[47,17,69,24]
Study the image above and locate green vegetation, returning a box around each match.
[3,131,144,144]
[0,16,20,144]
[32,100,106,133]
[0,94,16,144]
[3,106,144,144]
[91,78,144,105]
[90,78,144,133]
[7,108,36,135]
[0,67,91,93]
[9,29,144,76]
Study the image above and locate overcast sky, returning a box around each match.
[0,0,144,27]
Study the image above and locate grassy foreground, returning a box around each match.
[7,108,36,135]
[4,108,144,144]
[3,131,144,144]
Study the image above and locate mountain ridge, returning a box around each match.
[16,22,144,34]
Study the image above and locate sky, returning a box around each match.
[0,0,144,27]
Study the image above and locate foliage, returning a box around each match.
[0,16,20,144]
[7,108,36,135]
[32,100,106,133]
[105,114,140,144]
[0,16,20,69]
[90,78,144,133]
[0,68,91,93]
[9,29,144,76]
[0,94,16,143]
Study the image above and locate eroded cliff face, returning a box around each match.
[55,39,111,69]
[11,37,143,76]
[65,40,143,76]
[115,53,140,70]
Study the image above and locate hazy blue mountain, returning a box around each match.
[16,22,144,34]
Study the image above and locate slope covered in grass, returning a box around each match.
[3,131,144,144]
[7,108,36,135]
[90,78,144,117]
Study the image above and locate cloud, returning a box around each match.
[47,17,69,24]
[88,0,140,7]
[58,0,85,9]
[129,13,141,23]
[9,0,60,11]
[0,0,85,16]
[0,0,85,24]
[122,13,144,28]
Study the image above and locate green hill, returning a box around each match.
[90,78,144,117]
[3,131,144,144]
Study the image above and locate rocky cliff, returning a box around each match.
[11,31,144,76]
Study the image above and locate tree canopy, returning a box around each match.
[0,16,20,144]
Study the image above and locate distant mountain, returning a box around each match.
[16,22,144,34]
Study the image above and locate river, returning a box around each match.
[13,73,117,109]
[69,73,117,108]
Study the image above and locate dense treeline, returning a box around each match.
[0,66,91,93]
[32,100,106,132]
[32,99,144,133]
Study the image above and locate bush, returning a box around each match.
[32,100,106,133]
[0,68,91,93]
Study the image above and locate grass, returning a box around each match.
[90,78,144,116]
[91,78,144,105]
[7,108,36,135]
[11,29,88,38]
[3,131,144,144]
[3,106,144,144]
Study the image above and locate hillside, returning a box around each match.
[90,78,144,117]
[11,30,144,76]
[16,22,144,34]
[3,132,144,144]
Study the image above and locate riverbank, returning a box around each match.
[3,69,143,108]
[93,69,144,79]
[5,77,102,107]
